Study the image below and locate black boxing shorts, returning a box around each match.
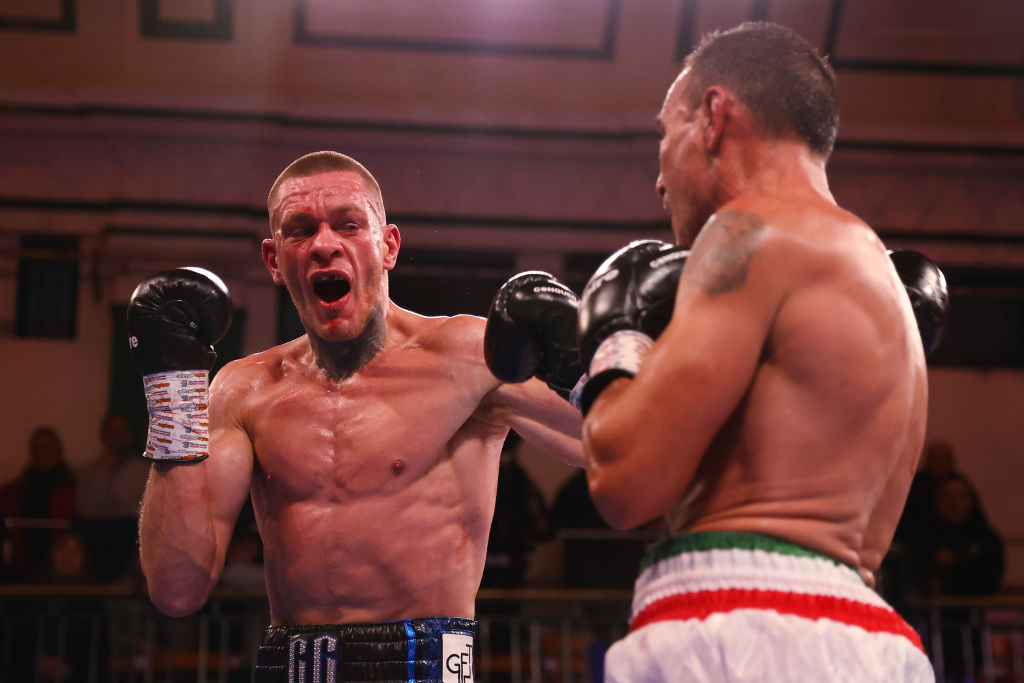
[252,616,477,683]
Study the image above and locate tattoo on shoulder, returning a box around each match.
[683,210,765,295]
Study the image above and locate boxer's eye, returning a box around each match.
[313,275,350,302]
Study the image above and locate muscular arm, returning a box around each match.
[138,362,254,616]
[484,377,585,467]
[460,309,584,466]
[584,210,783,528]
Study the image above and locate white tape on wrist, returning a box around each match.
[589,329,654,380]
[142,370,211,462]
[567,373,588,412]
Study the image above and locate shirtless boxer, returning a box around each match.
[575,23,943,681]
[131,152,584,682]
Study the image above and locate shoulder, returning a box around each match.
[210,338,306,402]
[435,314,486,349]
[389,304,486,357]
[689,194,877,292]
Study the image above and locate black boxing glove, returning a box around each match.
[485,271,585,405]
[888,249,949,358]
[128,267,233,462]
[577,240,688,414]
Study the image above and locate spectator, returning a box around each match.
[920,472,1005,597]
[894,440,958,545]
[75,412,151,582]
[31,530,106,682]
[481,432,553,588]
[0,426,76,580]
[912,472,1006,681]
[42,530,93,584]
[883,440,961,611]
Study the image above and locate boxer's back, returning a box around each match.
[673,194,928,579]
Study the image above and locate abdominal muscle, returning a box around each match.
[255,480,489,625]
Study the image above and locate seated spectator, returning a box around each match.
[41,530,93,584]
[75,413,151,582]
[0,426,76,580]
[920,472,1005,597]
[894,440,957,545]
[909,472,1006,681]
[883,440,961,610]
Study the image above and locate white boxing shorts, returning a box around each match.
[605,531,934,682]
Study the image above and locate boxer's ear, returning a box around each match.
[382,224,401,271]
[702,86,729,155]
[262,239,285,285]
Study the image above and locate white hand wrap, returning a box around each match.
[142,370,211,462]
[567,373,589,412]
[588,329,654,380]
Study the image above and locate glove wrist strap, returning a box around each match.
[566,373,588,412]
[579,330,653,415]
[589,329,654,379]
[142,370,212,462]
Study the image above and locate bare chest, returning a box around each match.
[245,359,493,503]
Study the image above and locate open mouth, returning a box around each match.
[313,274,351,303]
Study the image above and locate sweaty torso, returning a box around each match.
[669,195,928,581]
[226,311,507,625]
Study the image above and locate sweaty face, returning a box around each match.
[655,71,715,247]
[264,171,400,342]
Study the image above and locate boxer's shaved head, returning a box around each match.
[268,151,386,224]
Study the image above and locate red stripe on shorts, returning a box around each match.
[630,588,924,652]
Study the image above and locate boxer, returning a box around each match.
[132,152,586,682]
[575,23,946,681]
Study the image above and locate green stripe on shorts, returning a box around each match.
[638,531,845,574]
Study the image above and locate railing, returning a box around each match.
[0,585,632,683]
[1,584,1023,682]
[906,592,1024,683]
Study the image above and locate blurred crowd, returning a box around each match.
[0,415,263,589]
[0,419,1007,604]
[484,434,1008,601]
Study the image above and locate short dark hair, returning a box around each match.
[681,22,838,157]
[267,151,385,222]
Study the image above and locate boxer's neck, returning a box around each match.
[309,305,386,382]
